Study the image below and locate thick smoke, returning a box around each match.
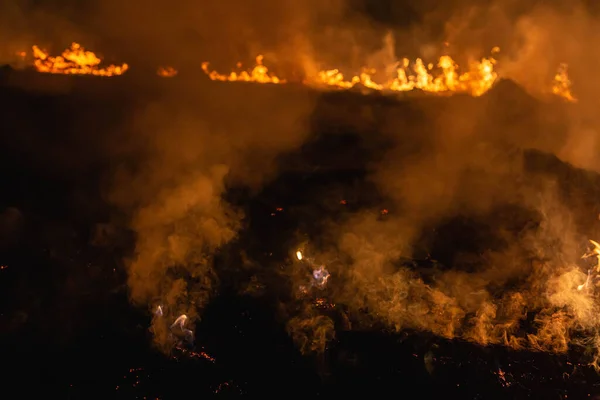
[107,81,316,350]
[79,0,358,351]
[84,0,383,76]
[282,1,600,370]
[4,0,600,364]
[428,0,600,170]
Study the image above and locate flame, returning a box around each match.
[309,55,498,97]
[552,63,576,102]
[32,42,128,76]
[202,53,497,96]
[201,48,577,100]
[157,66,178,77]
[201,55,285,84]
[296,250,303,260]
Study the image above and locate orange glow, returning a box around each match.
[157,66,178,77]
[552,63,576,102]
[201,48,576,101]
[202,55,285,84]
[32,42,128,76]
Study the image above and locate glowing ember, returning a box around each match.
[32,42,129,76]
[157,66,177,77]
[314,297,335,309]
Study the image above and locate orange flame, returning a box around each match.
[201,48,577,101]
[157,66,178,77]
[201,52,498,96]
[32,42,128,76]
[552,63,576,102]
[308,55,498,97]
[201,55,285,84]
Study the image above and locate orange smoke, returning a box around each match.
[286,198,600,372]
[32,42,129,76]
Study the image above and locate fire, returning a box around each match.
[201,55,285,84]
[552,63,577,102]
[309,55,498,96]
[157,66,178,77]
[201,48,577,100]
[32,42,129,76]
[202,53,497,96]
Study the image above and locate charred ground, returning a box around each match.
[0,69,599,398]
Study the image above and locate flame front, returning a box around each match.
[201,53,496,96]
[32,42,128,76]
[201,55,285,84]
[309,55,498,97]
[24,43,576,101]
[201,48,576,101]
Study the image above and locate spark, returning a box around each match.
[155,305,163,316]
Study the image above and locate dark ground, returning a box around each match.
[0,68,599,399]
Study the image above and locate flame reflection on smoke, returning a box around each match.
[171,314,188,330]
[170,314,194,346]
[312,266,330,288]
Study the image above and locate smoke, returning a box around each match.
[3,0,600,365]
[277,2,600,370]
[428,0,600,171]
[82,0,380,75]
[90,0,600,361]
[288,96,600,368]
[106,79,316,349]
[0,1,87,66]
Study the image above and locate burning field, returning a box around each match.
[2,0,600,398]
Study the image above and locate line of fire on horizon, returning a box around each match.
[17,42,577,101]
